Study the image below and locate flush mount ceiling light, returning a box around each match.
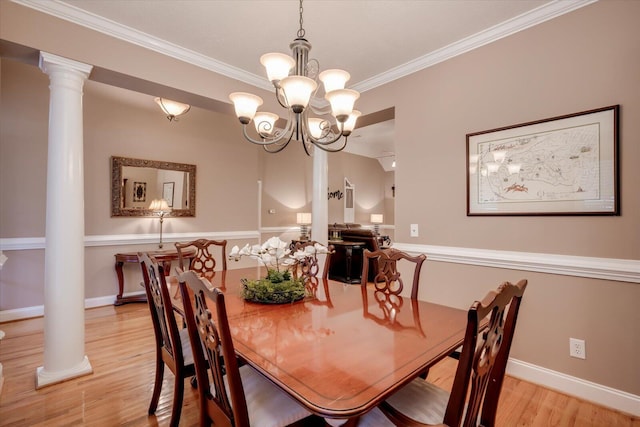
[154,97,191,122]
[229,0,361,155]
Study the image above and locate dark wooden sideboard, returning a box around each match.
[113,249,194,305]
[327,240,365,284]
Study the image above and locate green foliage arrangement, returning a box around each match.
[241,270,306,304]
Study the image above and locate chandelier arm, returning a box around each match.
[263,132,295,153]
[241,121,294,146]
[312,136,349,153]
[274,84,289,109]
[300,115,343,146]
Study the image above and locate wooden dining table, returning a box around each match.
[171,266,469,422]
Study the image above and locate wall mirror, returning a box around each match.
[111,156,196,217]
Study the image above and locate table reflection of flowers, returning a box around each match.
[229,237,330,304]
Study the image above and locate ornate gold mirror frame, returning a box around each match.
[111,156,196,217]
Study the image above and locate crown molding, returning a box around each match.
[13,0,596,94]
[11,0,272,91]
[353,0,598,92]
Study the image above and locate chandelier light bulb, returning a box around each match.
[279,76,317,113]
[319,69,350,93]
[325,89,360,123]
[254,112,279,136]
[341,110,361,136]
[307,118,326,139]
[229,92,263,124]
[260,53,296,82]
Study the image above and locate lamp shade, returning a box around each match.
[319,69,350,93]
[149,199,170,212]
[254,112,279,136]
[260,52,295,82]
[307,118,327,139]
[325,89,360,123]
[229,92,263,124]
[341,110,361,135]
[279,76,317,113]
[370,214,384,224]
[154,97,191,120]
[296,212,312,225]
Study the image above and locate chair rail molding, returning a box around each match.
[392,243,639,284]
[2,235,638,283]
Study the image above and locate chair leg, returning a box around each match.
[149,354,164,414]
[169,373,185,427]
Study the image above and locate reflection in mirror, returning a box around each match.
[111,156,196,217]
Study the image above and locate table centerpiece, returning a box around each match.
[229,237,329,304]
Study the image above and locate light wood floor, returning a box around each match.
[0,304,637,426]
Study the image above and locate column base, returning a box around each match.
[36,355,93,389]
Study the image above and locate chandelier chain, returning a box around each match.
[297,0,305,38]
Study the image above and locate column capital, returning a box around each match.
[39,52,93,77]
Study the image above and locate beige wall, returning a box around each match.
[0,0,638,404]
[358,1,640,396]
[259,144,390,228]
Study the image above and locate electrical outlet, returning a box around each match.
[410,224,419,237]
[569,338,586,359]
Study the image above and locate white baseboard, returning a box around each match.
[0,291,146,322]
[507,358,640,417]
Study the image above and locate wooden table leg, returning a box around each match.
[114,258,147,306]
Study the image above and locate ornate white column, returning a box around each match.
[311,148,328,245]
[36,52,93,388]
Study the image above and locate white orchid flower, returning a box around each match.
[228,237,329,273]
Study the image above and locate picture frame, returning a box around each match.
[133,181,146,202]
[163,182,175,207]
[466,105,619,216]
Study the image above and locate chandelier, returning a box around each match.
[229,0,361,155]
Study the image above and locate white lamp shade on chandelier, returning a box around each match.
[228,0,361,155]
[154,97,191,121]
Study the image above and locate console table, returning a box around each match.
[327,240,365,284]
[114,249,194,306]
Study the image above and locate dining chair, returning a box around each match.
[291,240,334,281]
[175,238,228,279]
[138,252,195,427]
[178,269,313,427]
[358,279,528,427]
[360,248,426,300]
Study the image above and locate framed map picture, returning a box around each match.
[466,105,619,216]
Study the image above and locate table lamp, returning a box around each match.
[149,199,171,248]
[370,213,384,235]
[296,212,312,241]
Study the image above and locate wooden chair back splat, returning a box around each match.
[138,252,195,427]
[361,248,426,300]
[291,241,334,281]
[175,238,228,278]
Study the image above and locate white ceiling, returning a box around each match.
[16,0,593,167]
